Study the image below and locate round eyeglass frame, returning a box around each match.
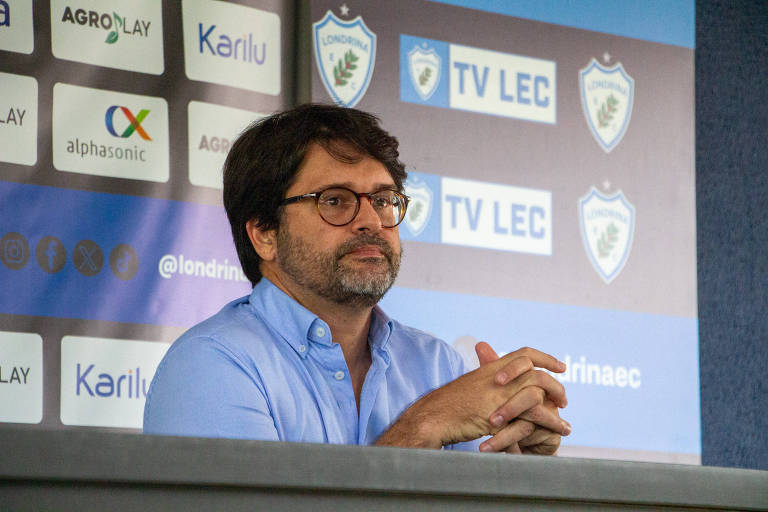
[280,186,410,228]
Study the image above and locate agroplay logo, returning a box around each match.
[60,5,151,45]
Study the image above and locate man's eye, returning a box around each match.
[323,196,342,206]
[372,196,392,209]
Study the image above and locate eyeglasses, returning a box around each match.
[281,187,410,228]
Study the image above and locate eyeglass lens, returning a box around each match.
[317,188,406,227]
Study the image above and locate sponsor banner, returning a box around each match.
[379,286,700,454]
[187,101,264,189]
[429,0,695,49]
[181,0,280,95]
[60,336,169,428]
[313,10,376,107]
[442,176,551,254]
[50,0,164,75]
[400,34,556,124]
[0,331,42,424]
[400,171,551,255]
[0,72,37,166]
[52,83,169,182]
[0,0,33,54]
[0,180,251,326]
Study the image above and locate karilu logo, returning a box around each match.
[0,0,9,27]
[75,363,149,399]
[105,106,152,140]
[198,23,266,64]
[60,6,151,44]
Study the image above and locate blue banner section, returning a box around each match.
[400,35,450,108]
[380,287,700,454]
[0,181,251,327]
[430,0,695,49]
[399,170,442,243]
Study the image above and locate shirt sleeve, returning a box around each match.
[143,336,279,441]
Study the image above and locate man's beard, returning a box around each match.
[275,226,401,308]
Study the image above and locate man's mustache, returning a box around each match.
[335,234,395,262]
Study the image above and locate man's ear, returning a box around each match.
[246,219,277,262]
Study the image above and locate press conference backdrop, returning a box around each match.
[0,1,697,463]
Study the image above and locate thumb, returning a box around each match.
[475,341,499,366]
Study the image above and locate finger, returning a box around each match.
[494,356,534,386]
[524,370,568,408]
[521,434,561,456]
[504,346,566,374]
[519,402,571,435]
[490,388,571,435]
[505,442,522,454]
[475,341,500,366]
[479,419,535,452]
[518,425,556,447]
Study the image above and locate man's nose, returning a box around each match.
[351,196,383,231]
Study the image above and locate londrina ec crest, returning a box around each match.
[407,43,441,101]
[403,176,433,237]
[579,187,635,284]
[579,58,634,153]
[313,10,376,108]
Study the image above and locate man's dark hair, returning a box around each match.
[223,103,407,286]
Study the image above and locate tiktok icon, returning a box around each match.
[109,244,138,281]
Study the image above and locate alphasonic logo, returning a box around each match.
[408,43,441,101]
[313,10,376,108]
[105,106,151,140]
[579,186,635,283]
[579,58,634,153]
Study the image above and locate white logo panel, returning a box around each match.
[408,44,441,101]
[188,101,264,189]
[449,44,556,124]
[0,72,37,166]
[441,177,552,255]
[60,336,169,429]
[579,187,635,283]
[0,0,33,54]
[579,58,634,152]
[52,83,170,182]
[313,10,376,107]
[182,0,281,95]
[50,0,164,75]
[0,331,43,424]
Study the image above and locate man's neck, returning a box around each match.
[262,270,373,380]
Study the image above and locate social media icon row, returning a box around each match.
[0,232,138,280]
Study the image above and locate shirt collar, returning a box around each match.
[247,278,394,358]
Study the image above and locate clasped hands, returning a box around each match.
[377,343,570,455]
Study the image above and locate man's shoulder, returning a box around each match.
[167,295,273,358]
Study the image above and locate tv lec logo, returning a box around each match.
[105,106,151,140]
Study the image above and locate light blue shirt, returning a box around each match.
[144,278,479,450]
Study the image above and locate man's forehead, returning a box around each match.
[292,143,394,191]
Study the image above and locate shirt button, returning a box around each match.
[298,344,307,353]
[315,327,326,338]
[334,371,345,381]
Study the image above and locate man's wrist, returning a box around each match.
[376,402,443,449]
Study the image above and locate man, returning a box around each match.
[144,104,570,453]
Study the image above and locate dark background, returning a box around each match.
[697,0,767,470]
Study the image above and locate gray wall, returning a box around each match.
[697,0,768,470]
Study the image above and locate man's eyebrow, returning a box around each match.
[316,182,397,192]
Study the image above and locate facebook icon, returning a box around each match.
[35,236,66,274]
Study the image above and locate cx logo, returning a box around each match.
[105,106,152,140]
